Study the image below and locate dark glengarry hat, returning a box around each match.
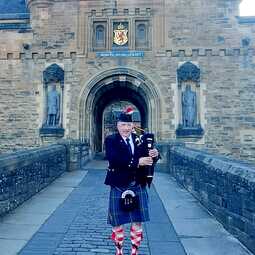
[117,106,134,122]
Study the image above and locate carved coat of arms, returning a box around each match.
[113,23,128,46]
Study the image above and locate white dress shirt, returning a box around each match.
[123,134,134,154]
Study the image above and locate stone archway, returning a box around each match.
[79,68,160,152]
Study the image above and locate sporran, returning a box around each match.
[120,189,139,211]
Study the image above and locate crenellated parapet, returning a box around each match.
[0,47,254,60]
[87,8,153,17]
[0,51,77,60]
[158,48,255,57]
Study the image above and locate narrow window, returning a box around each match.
[135,22,149,48]
[93,22,107,50]
[137,24,146,42]
[96,25,105,47]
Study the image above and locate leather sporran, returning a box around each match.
[120,189,139,211]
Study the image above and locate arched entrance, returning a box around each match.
[79,68,160,153]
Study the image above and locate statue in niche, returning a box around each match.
[46,84,60,126]
[182,84,197,128]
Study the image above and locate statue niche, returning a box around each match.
[40,64,64,137]
[176,62,204,138]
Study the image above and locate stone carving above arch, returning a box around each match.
[43,63,64,87]
[177,61,200,84]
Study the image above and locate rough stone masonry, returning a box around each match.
[0,0,254,164]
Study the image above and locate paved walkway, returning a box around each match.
[0,160,253,255]
[154,174,253,255]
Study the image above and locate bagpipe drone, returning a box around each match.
[124,106,159,188]
[133,126,156,188]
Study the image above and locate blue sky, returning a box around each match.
[240,0,255,16]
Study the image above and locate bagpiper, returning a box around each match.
[104,106,159,255]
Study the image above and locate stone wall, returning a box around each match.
[0,0,254,163]
[0,144,66,216]
[0,57,40,153]
[0,43,255,162]
[0,44,255,160]
[61,139,91,171]
[0,140,90,217]
[169,144,255,253]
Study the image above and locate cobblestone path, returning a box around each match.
[19,170,152,255]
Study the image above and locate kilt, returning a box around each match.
[107,184,150,227]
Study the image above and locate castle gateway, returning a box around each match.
[0,0,254,162]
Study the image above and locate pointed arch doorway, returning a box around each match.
[79,68,160,153]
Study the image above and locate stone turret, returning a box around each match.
[26,0,79,50]
[26,0,53,42]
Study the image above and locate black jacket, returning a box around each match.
[104,132,150,187]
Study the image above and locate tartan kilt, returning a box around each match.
[107,184,150,227]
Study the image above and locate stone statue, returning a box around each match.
[46,84,60,126]
[182,84,197,128]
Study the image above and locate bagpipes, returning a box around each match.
[123,105,159,187]
[133,126,157,188]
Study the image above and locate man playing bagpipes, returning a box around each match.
[104,106,160,255]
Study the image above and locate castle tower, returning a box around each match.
[27,0,52,29]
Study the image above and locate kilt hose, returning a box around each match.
[107,184,150,227]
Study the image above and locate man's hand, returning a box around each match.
[148,149,159,158]
[138,157,153,166]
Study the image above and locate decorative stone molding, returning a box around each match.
[177,61,200,84]
[43,63,64,85]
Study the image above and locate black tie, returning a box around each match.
[126,138,132,155]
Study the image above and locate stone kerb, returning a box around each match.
[0,144,67,217]
[169,145,255,253]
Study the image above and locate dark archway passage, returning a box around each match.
[91,80,148,152]
[79,68,161,154]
